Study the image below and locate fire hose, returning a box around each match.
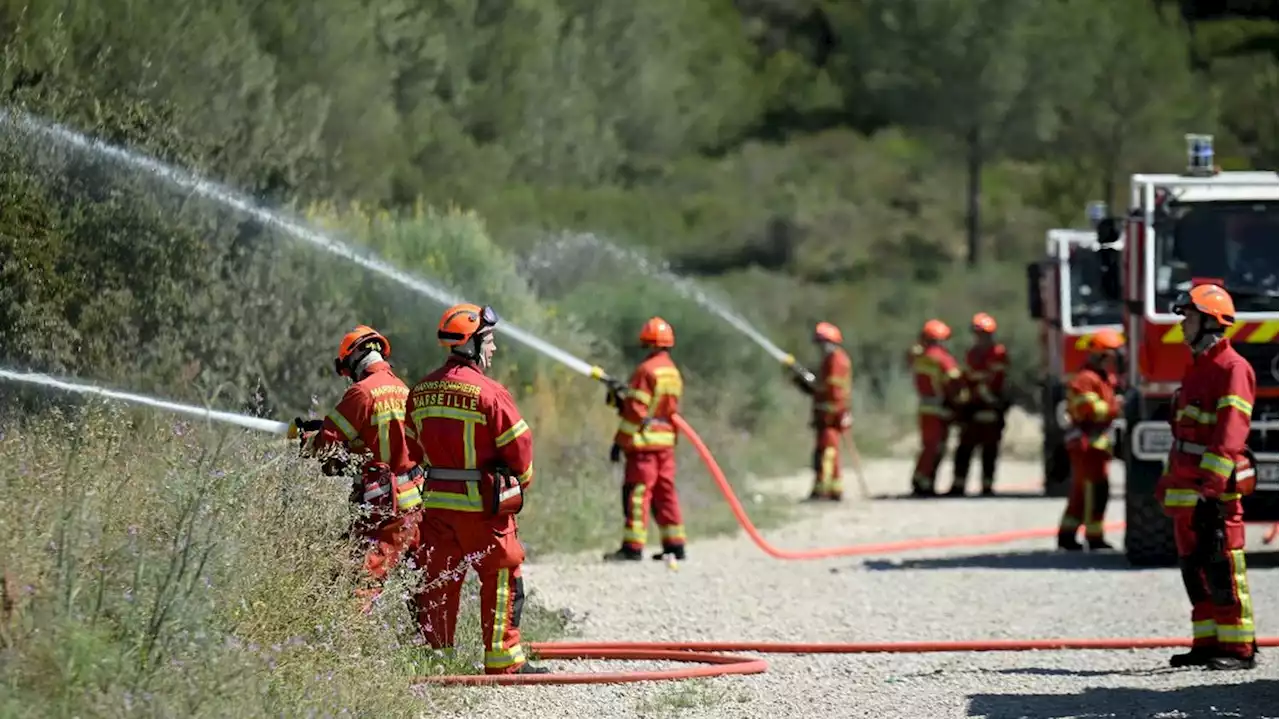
[416,411,1279,686]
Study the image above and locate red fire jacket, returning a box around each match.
[813,347,852,427]
[311,361,415,475]
[308,361,422,514]
[406,356,535,513]
[1065,366,1120,453]
[964,343,1008,408]
[912,344,968,419]
[1157,339,1257,514]
[615,350,683,454]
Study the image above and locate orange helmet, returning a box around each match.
[437,303,499,353]
[971,313,997,334]
[1172,284,1236,326]
[813,321,843,344]
[335,325,391,377]
[1088,328,1125,352]
[921,319,951,342]
[639,317,675,348]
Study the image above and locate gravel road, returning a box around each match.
[430,458,1279,719]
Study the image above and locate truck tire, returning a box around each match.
[1124,459,1178,567]
[1043,441,1071,497]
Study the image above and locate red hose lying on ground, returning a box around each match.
[413,415,1277,687]
[669,413,1126,560]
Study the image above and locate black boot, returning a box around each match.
[652,545,686,561]
[1086,537,1114,551]
[1208,654,1257,671]
[945,484,966,497]
[603,546,643,562]
[1168,647,1216,667]
[515,662,552,675]
[1057,530,1083,551]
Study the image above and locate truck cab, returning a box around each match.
[1109,135,1279,566]
[1026,211,1126,496]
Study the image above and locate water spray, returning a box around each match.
[0,368,289,434]
[523,233,818,386]
[0,110,614,388]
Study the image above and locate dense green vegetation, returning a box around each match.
[0,0,1274,715]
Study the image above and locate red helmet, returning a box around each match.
[813,322,843,344]
[921,319,951,342]
[971,313,997,334]
[1088,328,1125,352]
[1173,284,1236,327]
[639,317,675,348]
[335,325,391,377]
[438,303,500,360]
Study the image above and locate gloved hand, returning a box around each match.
[604,380,627,412]
[609,443,623,464]
[838,411,853,430]
[788,367,816,396]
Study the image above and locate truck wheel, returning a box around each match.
[1043,442,1070,497]
[1124,467,1178,567]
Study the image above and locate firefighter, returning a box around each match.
[949,313,1009,496]
[604,317,687,562]
[405,303,548,676]
[789,322,853,501]
[911,320,968,496]
[299,325,423,612]
[1056,328,1123,551]
[1157,285,1259,671]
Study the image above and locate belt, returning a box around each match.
[397,465,425,482]
[1176,440,1207,456]
[424,467,484,482]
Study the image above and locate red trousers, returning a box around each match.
[912,415,950,493]
[358,511,421,581]
[413,511,528,674]
[811,426,843,498]
[1059,448,1110,539]
[951,412,1004,492]
[1175,499,1255,659]
[622,449,685,553]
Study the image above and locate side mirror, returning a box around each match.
[1025,261,1045,319]
[1096,217,1122,246]
[1098,246,1122,301]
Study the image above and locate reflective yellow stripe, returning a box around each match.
[494,419,529,447]
[630,430,676,448]
[326,410,359,441]
[517,464,533,484]
[1218,549,1255,643]
[1246,321,1279,343]
[1090,399,1110,422]
[624,484,647,544]
[629,389,652,406]
[422,480,484,512]
[1192,619,1217,639]
[1176,406,1216,424]
[1200,452,1234,479]
[1216,395,1253,417]
[1163,488,1201,507]
[660,524,686,541]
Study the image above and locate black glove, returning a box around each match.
[788,366,816,396]
[609,443,623,464]
[604,380,627,412]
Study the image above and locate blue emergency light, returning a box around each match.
[1086,201,1107,224]
[1185,133,1214,174]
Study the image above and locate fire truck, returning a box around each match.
[1025,208,1126,497]
[1104,134,1279,567]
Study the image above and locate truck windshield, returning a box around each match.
[1154,200,1279,314]
[1067,247,1123,327]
